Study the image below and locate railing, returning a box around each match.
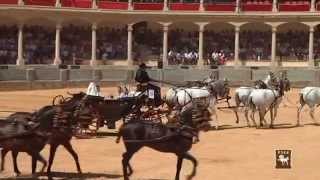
[133,2,163,10]
[98,1,128,9]
[0,0,316,12]
[205,3,236,11]
[24,0,56,6]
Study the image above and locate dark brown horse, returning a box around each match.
[116,107,211,180]
[0,119,47,176]
[1,92,86,176]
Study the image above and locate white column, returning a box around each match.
[311,0,316,12]
[197,23,207,67]
[234,26,241,67]
[162,24,170,67]
[92,0,98,9]
[16,24,24,66]
[309,26,315,67]
[90,23,98,66]
[18,0,24,5]
[55,0,61,7]
[128,0,133,10]
[163,0,169,11]
[127,24,133,66]
[272,0,278,12]
[235,0,240,13]
[199,0,204,11]
[54,24,62,65]
[271,26,277,67]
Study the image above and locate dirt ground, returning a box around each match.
[0,87,320,180]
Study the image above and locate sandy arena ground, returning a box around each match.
[0,87,320,180]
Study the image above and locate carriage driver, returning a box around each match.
[135,63,162,106]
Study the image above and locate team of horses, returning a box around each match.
[0,72,319,180]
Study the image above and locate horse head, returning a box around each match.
[207,79,230,99]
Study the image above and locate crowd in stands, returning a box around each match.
[0,25,318,65]
[24,26,55,64]
[277,30,308,61]
[97,27,127,61]
[0,26,17,64]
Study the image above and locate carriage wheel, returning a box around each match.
[74,118,100,139]
[52,95,66,106]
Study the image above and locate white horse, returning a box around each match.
[234,73,277,126]
[165,80,229,129]
[244,77,286,128]
[297,87,320,126]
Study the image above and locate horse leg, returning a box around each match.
[62,142,82,173]
[0,148,8,171]
[47,144,58,175]
[31,154,37,174]
[258,109,266,128]
[183,152,198,180]
[269,107,274,129]
[122,146,141,180]
[36,153,47,173]
[29,152,47,174]
[175,155,183,180]
[297,103,305,126]
[249,107,257,128]
[309,106,320,125]
[12,151,21,176]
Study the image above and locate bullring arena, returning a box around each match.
[1,87,320,180]
[2,0,320,179]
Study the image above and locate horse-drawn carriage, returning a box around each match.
[49,77,231,137]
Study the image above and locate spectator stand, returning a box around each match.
[133,0,164,10]
[0,25,17,65]
[277,22,309,62]
[96,23,128,64]
[132,21,162,64]
[204,22,234,66]
[168,22,199,65]
[0,0,18,5]
[61,23,91,65]
[239,23,271,63]
[23,24,55,64]
[205,0,236,11]
[278,0,310,11]
[98,0,128,10]
[241,0,272,11]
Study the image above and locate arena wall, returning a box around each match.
[0,66,318,90]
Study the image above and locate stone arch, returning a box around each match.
[168,22,199,65]
[204,22,235,63]
[277,22,309,61]
[239,22,272,61]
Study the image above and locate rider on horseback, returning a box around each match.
[135,63,162,107]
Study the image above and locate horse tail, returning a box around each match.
[115,123,124,144]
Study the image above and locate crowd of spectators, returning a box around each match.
[97,27,127,62]
[239,30,271,61]
[0,25,318,65]
[277,30,308,61]
[0,26,17,64]
[61,25,91,65]
[24,26,55,64]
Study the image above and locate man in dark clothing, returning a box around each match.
[135,63,162,107]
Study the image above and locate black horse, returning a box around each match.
[0,92,86,176]
[79,91,148,129]
[0,119,47,176]
[116,107,211,180]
